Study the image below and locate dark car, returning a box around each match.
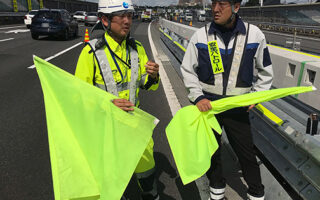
[30,9,78,40]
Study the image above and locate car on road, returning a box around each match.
[24,10,38,28]
[73,11,86,22]
[84,12,99,26]
[30,9,78,40]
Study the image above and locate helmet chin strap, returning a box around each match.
[103,18,115,36]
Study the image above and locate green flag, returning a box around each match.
[166,86,315,185]
[34,56,159,200]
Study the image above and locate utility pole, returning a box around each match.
[259,0,263,22]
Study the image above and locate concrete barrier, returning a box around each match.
[268,45,320,110]
[0,12,25,25]
[159,18,198,40]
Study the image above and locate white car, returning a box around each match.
[73,11,86,22]
[24,10,38,29]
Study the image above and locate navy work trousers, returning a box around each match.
[206,107,265,197]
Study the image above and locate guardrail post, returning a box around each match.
[306,114,319,136]
[39,0,44,9]
[27,0,32,11]
[12,0,18,12]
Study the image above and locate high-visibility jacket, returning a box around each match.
[75,32,159,106]
[181,17,273,103]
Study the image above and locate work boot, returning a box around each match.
[208,186,226,200]
[136,169,159,200]
[247,193,265,200]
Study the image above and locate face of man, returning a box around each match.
[211,0,240,26]
[101,11,133,42]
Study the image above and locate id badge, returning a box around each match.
[208,40,224,74]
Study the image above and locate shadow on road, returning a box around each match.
[124,152,203,200]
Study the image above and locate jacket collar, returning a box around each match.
[104,32,127,52]
[208,15,246,36]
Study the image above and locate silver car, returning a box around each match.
[73,11,86,22]
[85,12,98,26]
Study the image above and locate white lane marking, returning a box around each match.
[0,25,25,30]
[0,38,14,42]
[28,42,83,69]
[148,22,181,117]
[5,29,30,33]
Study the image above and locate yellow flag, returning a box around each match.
[34,56,159,200]
[166,86,315,185]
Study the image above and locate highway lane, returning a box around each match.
[0,21,203,200]
[0,24,97,200]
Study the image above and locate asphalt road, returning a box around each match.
[0,23,95,200]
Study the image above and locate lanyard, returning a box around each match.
[105,38,130,82]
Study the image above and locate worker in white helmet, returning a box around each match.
[75,1,160,199]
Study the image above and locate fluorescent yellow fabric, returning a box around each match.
[34,56,159,200]
[75,32,159,104]
[166,86,315,185]
[135,139,155,173]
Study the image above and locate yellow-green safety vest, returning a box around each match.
[75,33,159,106]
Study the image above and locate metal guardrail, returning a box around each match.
[250,102,320,200]
[158,18,320,200]
[0,12,24,25]
[0,12,26,17]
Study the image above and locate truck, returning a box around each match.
[141,9,152,22]
[197,10,206,22]
[185,13,193,22]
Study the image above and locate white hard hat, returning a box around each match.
[98,0,134,14]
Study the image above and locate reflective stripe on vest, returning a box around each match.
[95,81,139,93]
[88,39,140,104]
[203,23,251,96]
[139,73,147,88]
[129,48,139,104]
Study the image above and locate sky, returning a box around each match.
[85,0,315,6]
